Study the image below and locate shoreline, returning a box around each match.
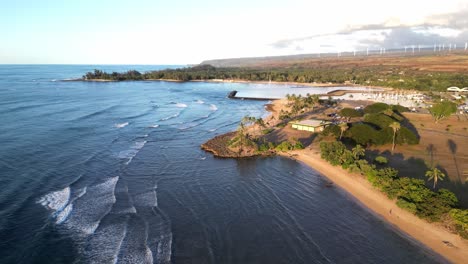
[280,150,468,263]
[202,97,468,263]
[64,77,393,91]
[264,97,467,263]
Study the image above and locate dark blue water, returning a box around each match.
[0,65,445,263]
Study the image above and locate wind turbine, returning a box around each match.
[412,45,415,54]
[366,47,369,56]
[465,42,468,51]
[434,44,436,52]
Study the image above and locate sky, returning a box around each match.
[1,0,467,64]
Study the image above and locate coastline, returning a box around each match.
[280,150,468,264]
[263,97,468,263]
[201,96,468,263]
[66,77,392,91]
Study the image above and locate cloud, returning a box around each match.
[270,7,468,51]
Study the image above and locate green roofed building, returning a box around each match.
[289,119,331,133]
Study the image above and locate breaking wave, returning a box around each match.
[115,122,129,128]
[209,104,218,111]
[175,103,187,108]
[118,140,147,165]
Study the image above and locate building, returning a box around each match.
[290,119,331,133]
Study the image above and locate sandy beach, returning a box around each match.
[279,150,468,263]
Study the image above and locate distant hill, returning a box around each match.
[201,51,468,73]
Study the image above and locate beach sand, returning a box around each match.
[279,150,468,263]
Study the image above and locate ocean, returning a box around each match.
[0,65,444,263]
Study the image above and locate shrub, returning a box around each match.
[449,209,468,239]
[340,108,363,118]
[320,141,347,166]
[294,141,304,150]
[375,156,388,164]
[397,198,418,213]
[346,123,377,145]
[396,127,419,145]
[391,104,409,113]
[262,128,274,134]
[322,124,341,138]
[364,102,390,114]
[275,141,293,151]
[364,113,397,129]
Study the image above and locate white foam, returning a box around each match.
[133,189,158,207]
[115,122,129,128]
[149,124,159,128]
[160,112,179,121]
[175,103,187,108]
[156,234,172,263]
[196,100,205,104]
[209,104,218,111]
[119,140,147,164]
[55,203,73,224]
[38,187,71,212]
[62,176,119,235]
[208,128,217,132]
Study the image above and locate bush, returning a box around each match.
[364,113,397,129]
[449,209,468,239]
[364,102,390,114]
[391,104,409,113]
[262,128,274,134]
[275,141,293,151]
[340,108,363,118]
[375,156,388,164]
[396,127,419,145]
[320,141,347,166]
[321,124,340,138]
[346,123,377,145]
[397,198,418,213]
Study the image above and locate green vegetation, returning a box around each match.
[325,103,419,147]
[425,167,446,189]
[319,141,467,236]
[82,64,468,91]
[374,156,388,165]
[450,209,468,239]
[322,124,341,138]
[428,101,457,123]
[274,140,304,152]
[340,108,363,120]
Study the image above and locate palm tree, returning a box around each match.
[389,122,400,153]
[339,123,348,140]
[352,145,365,160]
[425,167,446,189]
